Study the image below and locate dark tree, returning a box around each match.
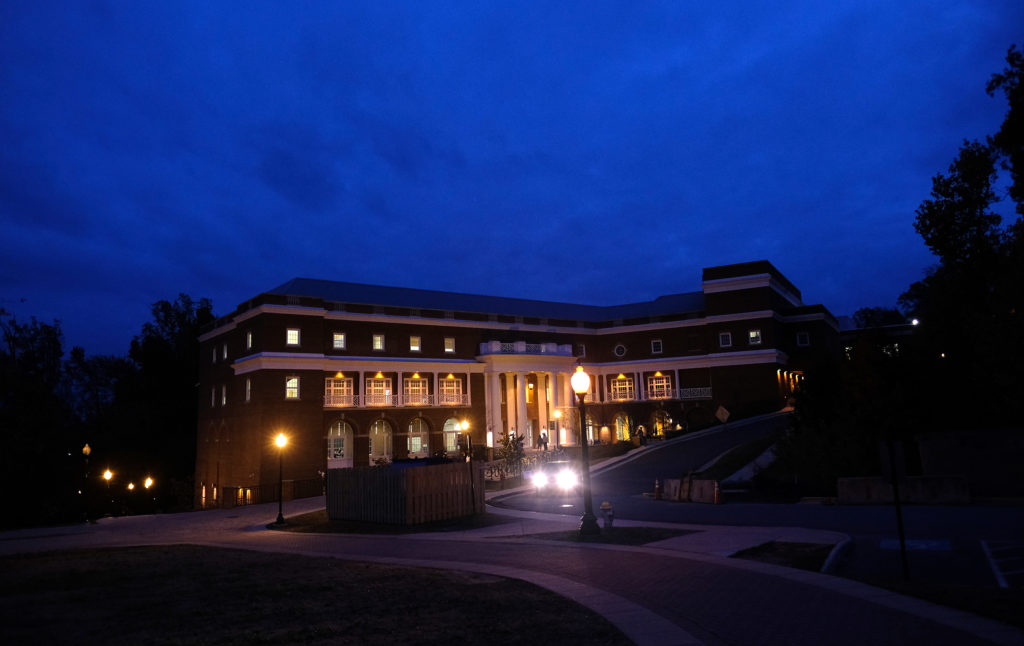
[852,307,906,329]
[0,311,77,527]
[126,294,214,508]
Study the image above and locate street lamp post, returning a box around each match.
[571,365,600,536]
[275,433,288,525]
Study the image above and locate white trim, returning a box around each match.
[232,352,485,375]
[702,273,803,307]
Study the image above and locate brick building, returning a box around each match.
[195,260,838,506]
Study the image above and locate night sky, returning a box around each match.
[2,2,1021,356]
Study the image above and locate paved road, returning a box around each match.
[2,497,1021,646]
[495,413,1024,589]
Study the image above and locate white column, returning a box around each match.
[516,372,528,446]
[397,371,403,406]
[486,372,502,446]
[636,370,644,401]
[434,372,439,406]
[537,373,548,442]
[504,373,516,436]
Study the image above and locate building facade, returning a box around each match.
[195,260,838,506]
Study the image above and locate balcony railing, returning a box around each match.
[582,387,713,404]
[324,393,471,408]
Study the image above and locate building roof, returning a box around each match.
[268,277,705,322]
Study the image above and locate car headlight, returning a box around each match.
[555,469,578,490]
[533,471,549,488]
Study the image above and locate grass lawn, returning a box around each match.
[0,545,632,646]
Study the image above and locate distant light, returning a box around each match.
[460,420,469,430]
[103,470,112,481]
[144,477,153,489]
[911,319,919,326]
[275,433,288,448]
[128,482,135,491]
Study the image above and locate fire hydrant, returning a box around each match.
[600,501,614,528]
[654,479,662,500]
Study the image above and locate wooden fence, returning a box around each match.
[326,461,485,525]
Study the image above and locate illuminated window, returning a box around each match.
[651,339,663,354]
[372,334,385,351]
[366,377,391,405]
[748,329,762,345]
[409,336,421,352]
[369,419,392,461]
[443,418,461,453]
[333,332,346,350]
[246,331,253,350]
[719,332,732,348]
[797,332,810,347]
[611,377,634,401]
[286,328,300,346]
[285,376,300,399]
[222,343,228,360]
[444,337,455,353]
[404,378,429,404]
[647,375,672,399]
[245,378,251,402]
[440,378,463,405]
[328,420,352,462]
[221,385,227,406]
[614,414,630,441]
[407,418,429,458]
[325,377,353,406]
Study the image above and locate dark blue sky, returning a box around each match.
[2,2,1021,356]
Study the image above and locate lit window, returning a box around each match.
[404,378,429,404]
[797,332,810,347]
[611,377,634,401]
[366,377,391,405]
[748,329,762,345]
[286,329,300,346]
[440,378,463,405]
[221,385,227,406]
[444,337,455,353]
[647,375,672,399]
[326,378,354,405]
[372,334,385,351]
[285,376,300,399]
[719,332,732,348]
[333,332,346,350]
[407,418,429,458]
[246,331,253,350]
[409,336,421,352]
[245,378,251,402]
[651,339,663,354]
[222,343,228,359]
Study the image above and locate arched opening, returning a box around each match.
[442,418,461,455]
[369,419,393,464]
[613,413,632,442]
[407,418,430,458]
[650,410,671,438]
[327,420,354,469]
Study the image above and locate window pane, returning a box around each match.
[409,336,421,351]
[333,333,346,349]
[286,329,300,345]
[748,329,762,345]
[444,337,455,353]
[373,334,384,350]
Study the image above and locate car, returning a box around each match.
[528,460,580,495]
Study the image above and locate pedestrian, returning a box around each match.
[539,431,548,451]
